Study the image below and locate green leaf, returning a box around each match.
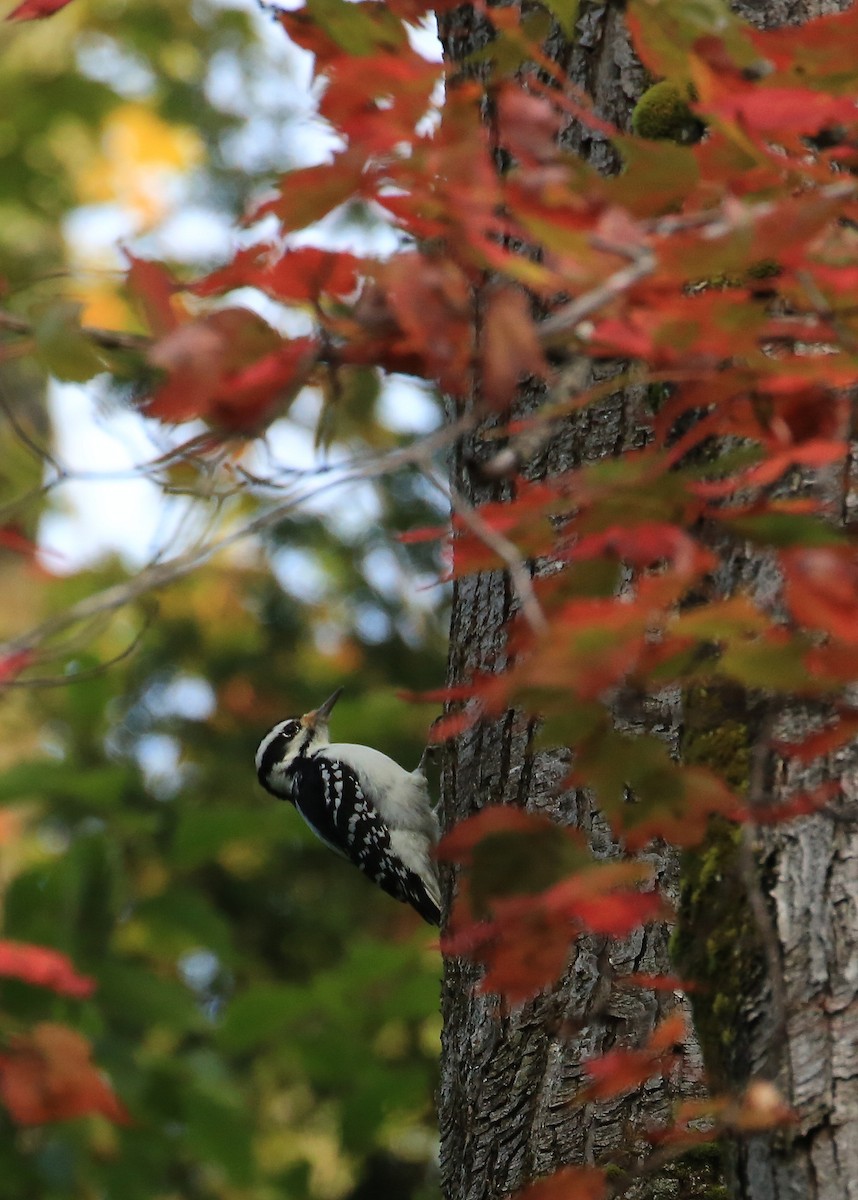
[134,888,236,963]
[33,300,107,382]
[719,640,824,691]
[97,962,204,1033]
[305,0,404,55]
[170,805,286,868]
[471,828,589,912]
[218,982,304,1053]
[184,1089,255,1184]
[724,512,847,548]
[539,0,579,37]
[628,0,756,81]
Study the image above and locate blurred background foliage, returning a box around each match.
[0,0,447,1195]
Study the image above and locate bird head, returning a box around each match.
[256,687,343,796]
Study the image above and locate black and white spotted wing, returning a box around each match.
[288,756,440,926]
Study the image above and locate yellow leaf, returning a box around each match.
[73,102,204,228]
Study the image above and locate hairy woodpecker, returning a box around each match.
[255,688,441,925]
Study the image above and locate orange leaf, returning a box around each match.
[480,285,546,410]
[515,1165,607,1200]
[0,942,95,998]
[437,806,557,863]
[0,1024,130,1126]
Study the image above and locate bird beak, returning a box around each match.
[303,686,343,728]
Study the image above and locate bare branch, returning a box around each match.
[0,413,475,675]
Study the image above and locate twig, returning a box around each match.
[421,467,548,636]
[1,607,154,688]
[538,249,656,344]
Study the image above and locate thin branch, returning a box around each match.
[2,607,155,688]
[0,413,474,672]
[421,467,548,636]
[538,249,656,344]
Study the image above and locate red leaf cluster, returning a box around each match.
[440,809,665,1001]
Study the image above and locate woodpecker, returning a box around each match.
[255,688,441,925]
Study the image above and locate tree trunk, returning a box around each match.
[436,2,858,1200]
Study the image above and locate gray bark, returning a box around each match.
[439,394,711,1200]
[436,5,710,1199]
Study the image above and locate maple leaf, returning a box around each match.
[0,942,95,998]
[194,245,362,305]
[441,810,662,1001]
[0,1024,130,1126]
[343,254,474,392]
[6,0,73,17]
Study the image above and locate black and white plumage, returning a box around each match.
[255,688,441,925]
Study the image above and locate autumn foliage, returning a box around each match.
[6,0,858,1189]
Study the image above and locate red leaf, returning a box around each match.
[437,806,555,863]
[6,0,73,18]
[125,254,179,337]
[146,308,318,431]
[384,254,474,394]
[0,942,94,999]
[193,245,362,304]
[515,1165,607,1200]
[569,888,665,937]
[0,650,33,684]
[0,524,37,557]
[581,1012,687,1101]
[710,84,858,136]
[0,1024,130,1126]
[782,547,858,644]
[257,155,370,231]
[496,84,564,168]
[619,972,695,992]
[776,715,858,763]
[441,813,661,1001]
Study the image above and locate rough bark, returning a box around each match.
[435,6,713,1200]
[439,392,716,1200]
[674,1,858,1196]
[436,2,858,1200]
